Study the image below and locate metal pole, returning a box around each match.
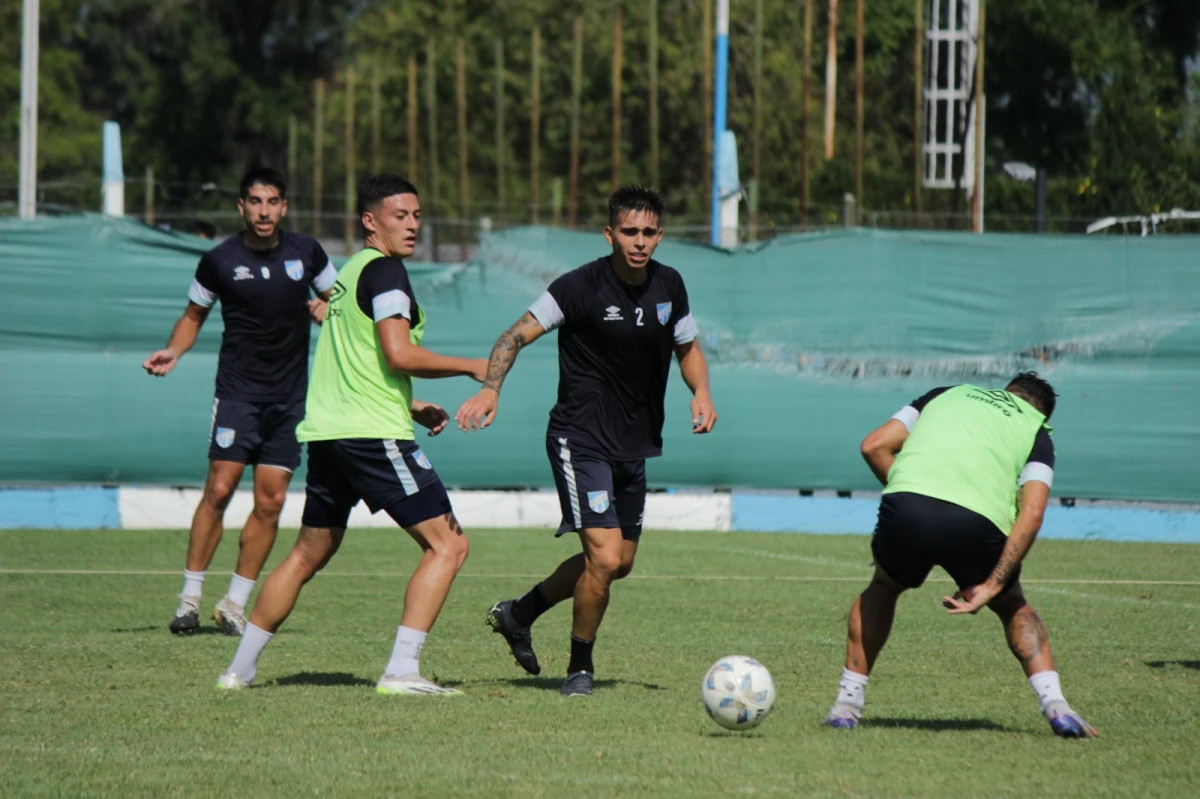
[18,0,40,219]
[649,0,659,189]
[825,0,838,160]
[710,0,729,246]
[972,0,986,234]
[611,7,623,191]
[344,65,356,255]
[751,0,762,241]
[913,0,923,217]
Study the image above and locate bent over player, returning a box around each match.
[456,186,717,697]
[218,174,486,695]
[822,373,1097,738]
[144,168,334,636]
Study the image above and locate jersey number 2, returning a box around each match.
[635,308,644,327]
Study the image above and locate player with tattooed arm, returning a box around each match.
[821,373,1097,738]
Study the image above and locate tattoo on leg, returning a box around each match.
[442,512,464,537]
[1007,607,1047,667]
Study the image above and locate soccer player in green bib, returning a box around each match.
[217,175,486,695]
[822,373,1097,738]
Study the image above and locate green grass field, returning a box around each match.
[1,527,1198,797]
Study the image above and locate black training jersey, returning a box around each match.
[188,229,335,402]
[528,256,699,461]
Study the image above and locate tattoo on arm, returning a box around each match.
[989,551,1020,587]
[483,313,542,394]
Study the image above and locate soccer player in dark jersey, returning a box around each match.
[821,374,1097,738]
[455,185,717,697]
[216,174,487,694]
[143,168,336,637]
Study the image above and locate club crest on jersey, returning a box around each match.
[656,302,672,324]
[233,266,253,281]
[588,491,610,513]
[413,449,433,470]
[603,306,623,321]
[214,428,236,448]
[285,260,305,281]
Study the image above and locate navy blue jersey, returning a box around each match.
[188,230,335,402]
[528,256,699,461]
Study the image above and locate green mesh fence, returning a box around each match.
[2,216,1198,501]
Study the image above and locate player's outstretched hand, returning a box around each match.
[941,581,1002,615]
[691,392,717,434]
[308,298,328,325]
[455,389,498,433]
[143,349,179,377]
[412,402,450,437]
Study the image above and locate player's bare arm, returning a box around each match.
[308,286,333,325]
[411,399,450,436]
[455,312,547,432]
[943,480,1050,615]
[675,339,717,434]
[143,301,211,376]
[376,317,487,381]
[860,420,910,486]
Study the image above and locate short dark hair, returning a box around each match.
[358,173,419,216]
[185,220,217,239]
[239,167,287,199]
[608,185,665,226]
[1006,371,1057,419]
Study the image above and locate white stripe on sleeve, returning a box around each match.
[1018,462,1055,489]
[528,291,565,332]
[372,289,412,322]
[312,262,337,292]
[188,279,216,308]
[673,312,699,345]
[891,406,920,432]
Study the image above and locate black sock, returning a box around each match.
[567,635,595,675]
[510,583,552,627]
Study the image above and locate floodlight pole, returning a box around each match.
[710,0,729,246]
[18,0,40,220]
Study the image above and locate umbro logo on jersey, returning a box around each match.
[603,306,624,321]
[328,281,347,302]
[233,266,253,281]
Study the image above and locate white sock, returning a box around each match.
[835,668,869,710]
[227,623,273,683]
[384,625,428,678]
[226,574,255,608]
[1029,670,1066,713]
[181,570,205,598]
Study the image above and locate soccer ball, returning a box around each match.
[701,655,776,731]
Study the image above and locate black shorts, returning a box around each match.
[871,492,1021,591]
[300,439,452,530]
[546,436,646,541]
[208,397,304,471]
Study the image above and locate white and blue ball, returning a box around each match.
[701,655,776,731]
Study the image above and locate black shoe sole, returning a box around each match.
[170,614,199,635]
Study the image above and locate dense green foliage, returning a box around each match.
[2,0,1198,226]
[1,527,1198,796]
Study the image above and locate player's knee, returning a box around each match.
[587,550,623,583]
[987,585,1027,619]
[253,488,287,518]
[443,532,470,567]
[614,554,636,580]
[202,479,238,510]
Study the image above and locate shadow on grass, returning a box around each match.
[868,717,1009,732]
[265,672,376,688]
[439,676,668,692]
[111,626,227,636]
[1145,660,1200,671]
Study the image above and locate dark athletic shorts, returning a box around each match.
[871,491,1021,591]
[301,439,452,529]
[546,436,647,541]
[208,398,304,471]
